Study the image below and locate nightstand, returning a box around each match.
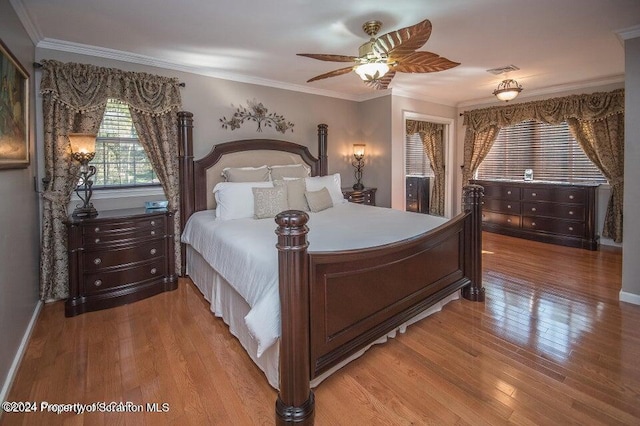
[65,208,178,317]
[342,187,377,206]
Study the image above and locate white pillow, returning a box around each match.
[305,173,346,206]
[213,181,273,220]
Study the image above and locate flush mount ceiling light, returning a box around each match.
[493,79,523,102]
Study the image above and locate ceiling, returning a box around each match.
[14,0,640,106]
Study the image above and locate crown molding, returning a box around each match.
[36,38,371,102]
[456,74,625,109]
[9,0,42,45]
[616,25,640,41]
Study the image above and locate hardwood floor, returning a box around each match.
[2,232,637,425]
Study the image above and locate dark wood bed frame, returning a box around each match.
[177,111,484,425]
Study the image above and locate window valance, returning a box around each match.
[462,89,624,132]
[39,59,182,116]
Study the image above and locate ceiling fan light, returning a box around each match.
[354,62,390,81]
[493,79,523,101]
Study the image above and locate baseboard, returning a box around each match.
[619,291,640,306]
[0,301,43,409]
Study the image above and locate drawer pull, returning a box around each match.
[569,195,574,200]
[532,192,537,197]
[532,222,536,226]
[569,226,574,231]
[93,258,102,265]
[507,219,511,223]
[150,268,157,275]
[94,279,102,287]
[507,204,511,209]
[94,238,100,244]
[569,211,574,215]
[531,207,537,212]
[150,230,156,236]
[150,248,157,255]
[150,220,156,226]
[94,227,100,232]
[507,190,511,195]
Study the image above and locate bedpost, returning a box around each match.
[275,211,315,425]
[317,124,328,176]
[178,111,194,276]
[461,184,485,302]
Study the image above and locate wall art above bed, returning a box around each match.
[220,99,294,134]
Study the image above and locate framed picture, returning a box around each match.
[0,38,29,169]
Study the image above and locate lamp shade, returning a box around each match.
[354,62,390,81]
[68,133,97,154]
[353,144,366,159]
[493,79,523,102]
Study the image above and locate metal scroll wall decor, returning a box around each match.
[220,100,294,134]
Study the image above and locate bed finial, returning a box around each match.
[275,210,314,425]
[318,124,328,176]
[462,184,485,302]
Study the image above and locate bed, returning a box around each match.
[177,111,484,424]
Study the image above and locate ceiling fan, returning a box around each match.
[297,19,460,90]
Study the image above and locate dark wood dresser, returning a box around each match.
[342,187,377,206]
[472,179,599,250]
[406,176,430,213]
[65,208,178,317]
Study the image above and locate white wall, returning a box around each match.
[621,35,640,303]
[0,0,41,402]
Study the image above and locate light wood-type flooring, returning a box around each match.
[2,232,637,425]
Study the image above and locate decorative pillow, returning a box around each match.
[269,164,311,180]
[213,181,273,220]
[273,179,309,211]
[305,187,334,212]
[222,165,270,182]
[305,173,346,206]
[252,186,288,219]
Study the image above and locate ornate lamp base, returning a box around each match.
[352,183,364,190]
[72,205,98,219]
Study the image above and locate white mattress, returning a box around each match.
[181,202,449,357]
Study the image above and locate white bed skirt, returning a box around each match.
[186,245,459,390]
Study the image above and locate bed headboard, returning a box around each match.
[177,111,328,229]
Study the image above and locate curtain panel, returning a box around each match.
[461,88,624,242]
[406,120,446,216]
[39,60,182,301]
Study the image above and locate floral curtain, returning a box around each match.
[407,120,445,216]
[39,60,182,301]
[461,88,624,241]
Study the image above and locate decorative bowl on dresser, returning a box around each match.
[65,208,178,317]
[341,187,377,205]
[471,179,599,250]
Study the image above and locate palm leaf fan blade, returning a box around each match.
[296,53,357,62]
[306,66,354,83]
[393,52,460,73]
[373,19,432,57]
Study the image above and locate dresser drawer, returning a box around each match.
[482,211,521,228]
[82,240,166,271]
[483,199,521,214]
[483,185,521,201]
[83,258,167,294]
[522,202,585,220]
[522,187,585,203]
[522,217,585,237]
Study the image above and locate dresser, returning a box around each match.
[65,208,178,317]
[471,179,599,250]
[406,176,430,213]
[342,187,377,206]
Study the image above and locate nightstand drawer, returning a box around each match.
[84,224,165,246]
[83,240,166,271]
[83,258,167,294]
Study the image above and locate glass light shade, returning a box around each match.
[354,62,390,81]
[353,144,366,159]
[68,133,97,154]
[493,79,523,102]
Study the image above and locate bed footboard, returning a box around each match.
[274,185,484,425]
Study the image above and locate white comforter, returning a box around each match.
[181,203,448,356]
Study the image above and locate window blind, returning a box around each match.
[405,133,434,177]
[476,120,606,183]
[91,99,159,187]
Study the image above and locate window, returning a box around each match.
[476,120,606,183]
[405,133,434,177]
[90,99,159,188]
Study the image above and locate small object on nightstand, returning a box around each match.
[342,187,376,206]
[351,144,366,190]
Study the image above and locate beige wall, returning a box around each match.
[0,0,41,401]
[358,95,392,206]
[621,36,640,302]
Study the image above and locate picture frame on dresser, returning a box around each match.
[0,38,29,169]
